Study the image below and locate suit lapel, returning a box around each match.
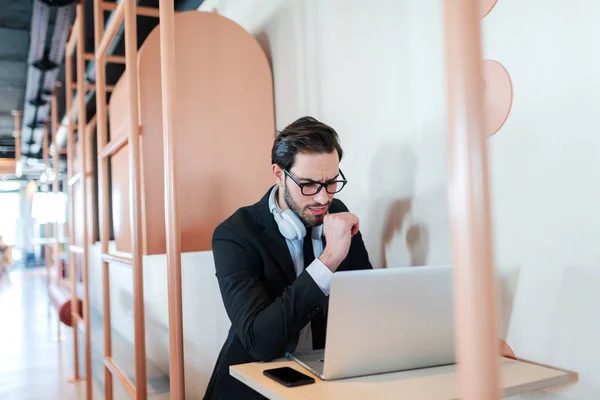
[256,187,297,284]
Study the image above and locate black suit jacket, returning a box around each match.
[204,188,372,399]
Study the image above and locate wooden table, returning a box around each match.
[231,357,577,399]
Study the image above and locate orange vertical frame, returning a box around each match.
[12,110,21,174]
[94,1,150,398]
[76,3,93,397]
[159,0,185,397]
[65,3,92,399]
[444,0,501,399]
[65,19,80,385]
[91,1,114,398]
[93,1,187,397]
[51,85,61,287]
[42,123,51,281]
[42,124,48,173]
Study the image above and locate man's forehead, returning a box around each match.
[290,152,339,179]
[290,167,340,182]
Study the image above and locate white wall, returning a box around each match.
[202,0,600,394]
[206,0,453,269]
[88,0,600,397]
[482,1,600,387]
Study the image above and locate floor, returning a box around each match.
[0,268,103,400]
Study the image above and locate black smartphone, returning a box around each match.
[263,367,315,387]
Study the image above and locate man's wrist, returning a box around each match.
[318,249,339,272]
[306,259,333,296]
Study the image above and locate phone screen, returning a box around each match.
[263,367,315,387]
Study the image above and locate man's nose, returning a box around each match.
[314,188,329,205]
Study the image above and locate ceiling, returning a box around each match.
[56,0,206,147]
[0,0,33,160]
[0,0,205,182]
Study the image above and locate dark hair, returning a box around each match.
[271,116,344,170]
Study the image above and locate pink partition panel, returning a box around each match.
[136,11,275,254]
[481,0,498,18]
[483,60,513,136]
[0,159,16,175]
[108,76,132,253]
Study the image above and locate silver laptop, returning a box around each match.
[288,265,455,380]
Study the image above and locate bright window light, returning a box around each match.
[11,248,22,261]
[31,192,67,224]
[0,181,23,191]
[0,193,20,245]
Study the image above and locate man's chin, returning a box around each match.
[302,213,325,227]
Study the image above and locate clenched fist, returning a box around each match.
[319,212,360,272]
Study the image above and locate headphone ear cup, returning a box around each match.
[274,212,297,240]
[280,210,306,241]
[268,186,306,241]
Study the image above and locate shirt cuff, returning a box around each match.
[306,258,333,296]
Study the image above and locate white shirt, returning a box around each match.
[273,198,333,352]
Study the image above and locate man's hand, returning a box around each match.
[319,212,360,272]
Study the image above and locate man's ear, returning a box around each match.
[271,164,284,186]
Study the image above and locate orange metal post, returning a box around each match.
[72,82,115,92]
[85,116,97,243]
[99,135,128,159]
[43,123,50,279]
[12,111,21,175]
[102,1,160,18]
[75,3,92,399]
[125,1,148,398]
[66,18,78,56]
[159,0,185,397]
[93,0,114,397]
[97,1,126,59]
[104,358,136,397]
[68,172,81,187]
[101,253,132,266]
[84,52,125,64]
[69,245,84,254]
[65,40,80,382]
[444,0,501,399]
[51,86,60,285]
[43,124,49,178]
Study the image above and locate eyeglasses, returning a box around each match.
[283,169,347,196]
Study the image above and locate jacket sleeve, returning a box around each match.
[347,230,373,271]
[213,224,328,362]
[333,199,373,271]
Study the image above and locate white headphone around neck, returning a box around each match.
[269,186,306,241]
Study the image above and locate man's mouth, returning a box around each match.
[306,205,328,216]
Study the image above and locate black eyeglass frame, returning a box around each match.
[283,169,348,196]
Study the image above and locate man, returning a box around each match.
[204,116,372,399]
[204,116,516,399]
